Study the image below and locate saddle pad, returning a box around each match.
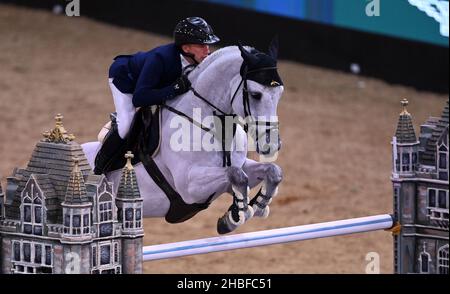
[138,105,162,158]
[103,106,162,172]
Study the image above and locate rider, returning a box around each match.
[94,17,220,175]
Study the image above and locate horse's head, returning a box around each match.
[231,38,284,156]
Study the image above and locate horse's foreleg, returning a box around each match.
[182,166,230,203]
[242,159,283,218]
[216,166,254,234]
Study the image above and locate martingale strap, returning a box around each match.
[163,103,238,167]
[162,104,212,133]
[191,87,228,116]
[213,111,238,167]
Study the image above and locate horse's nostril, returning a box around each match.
[257,143,281,155]
[261,148,270,155]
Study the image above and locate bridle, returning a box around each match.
[162,64,280,166]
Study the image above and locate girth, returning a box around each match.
[138,149,214,224]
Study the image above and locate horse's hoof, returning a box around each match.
[253,205,270,218]
[217,216,233,235]
[245,206,254,220]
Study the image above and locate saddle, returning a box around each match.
[99,106,162,172]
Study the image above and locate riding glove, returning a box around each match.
[172,75,191,96]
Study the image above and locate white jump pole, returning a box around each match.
[142,214,394,262]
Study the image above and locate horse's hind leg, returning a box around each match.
[242,159,283,218]
[217,166,254,234]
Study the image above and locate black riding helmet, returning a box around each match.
[174,17,220,46]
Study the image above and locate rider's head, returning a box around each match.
[174,17,220,65]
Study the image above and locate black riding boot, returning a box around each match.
[94,115,127,175]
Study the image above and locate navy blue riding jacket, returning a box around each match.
[109,43,182,107]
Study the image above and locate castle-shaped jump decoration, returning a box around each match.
[391,99,449,274]
[0,114,143,274]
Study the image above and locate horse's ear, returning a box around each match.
[268,35,279,61]
[238,41,255,64]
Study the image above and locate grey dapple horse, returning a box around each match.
[82,44,284,234]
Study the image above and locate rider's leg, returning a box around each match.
[93,79,135,175]
[109,78,135,139]
[242,158,283,218]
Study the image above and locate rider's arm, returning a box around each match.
[132,54,177,107]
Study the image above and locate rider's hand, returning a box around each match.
[172,75,191,96]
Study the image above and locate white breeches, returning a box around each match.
[109,78,135,139]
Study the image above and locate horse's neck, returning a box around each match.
[169,51,242,117]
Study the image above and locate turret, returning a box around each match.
[62,157,92,241]
[392,99,420,178]
[0,181,4,219]
[115,151,144,274]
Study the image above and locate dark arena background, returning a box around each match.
[0,0,448,274]
[2,0,448,92]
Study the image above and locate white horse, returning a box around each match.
[82,43,284,234]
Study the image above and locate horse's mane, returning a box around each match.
[187,46,236,81]
[188,45,254,82]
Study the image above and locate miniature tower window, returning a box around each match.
[116,151,144,232]
[100,243,111,265]
[83,214,90,234]
[23,242,31,262]
[428,189,437,208]
[99,195,113,223]
[92,244,97,268]
[21,182,44,236]
[438,190,448,209]
[98,193,114,237]
[11,240,53,274]
[438,145,448,169]
[62,157,92,237]
[438,244,449,274]
[91,240,121,274]
[419,243,431,273]
[402,153,411,172]
[0,181,4,219]
[426,188,449,221]
[438,140,448,181]
[114,242,120,263]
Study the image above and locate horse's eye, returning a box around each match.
[250,92,262,100]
